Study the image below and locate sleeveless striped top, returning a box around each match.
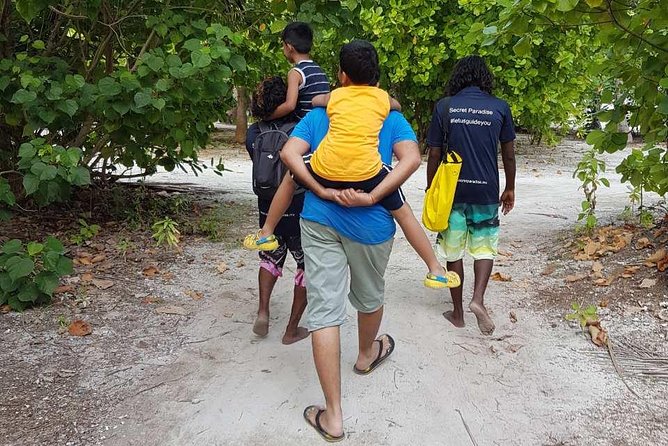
[293,60,330,120]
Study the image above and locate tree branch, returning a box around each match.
[606,0,668,53]
[48,5,88,20]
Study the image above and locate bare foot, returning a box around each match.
[443,310,465,328]
[469,302,495,335]
[252,314,269,337]
[282,326,309,345]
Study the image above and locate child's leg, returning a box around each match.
[259,175,297,237]
[392,204,444,275]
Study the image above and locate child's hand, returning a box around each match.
[317,187,341,202]
[335,189,375,207]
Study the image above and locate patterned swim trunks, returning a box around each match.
[435,203,499,261]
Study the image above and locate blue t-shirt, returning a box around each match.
[291,108,417,245]
[426,87,515,205]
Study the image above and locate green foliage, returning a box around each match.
[0,1,247,214]
[152,217,181,247]
[565,302,599,329]
[573,148,609,231]
[0,236,73,311]
[70,219,101,246]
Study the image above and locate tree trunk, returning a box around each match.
[235,86,248,144]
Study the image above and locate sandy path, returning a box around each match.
[103,140,666,446]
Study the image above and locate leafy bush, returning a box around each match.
[0,237,73,311]
[152,218,181,248]
[70,219,101,246]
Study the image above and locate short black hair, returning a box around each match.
[446,55,494,96]
[281,22,313,54]
[339,40,380,86]
[251,76,287,120]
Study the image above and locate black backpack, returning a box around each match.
[251,120,297,200]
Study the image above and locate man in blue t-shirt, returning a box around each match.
[281,106,420,441]
[426,55,516,336]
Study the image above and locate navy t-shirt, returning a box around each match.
[426,87,515,205]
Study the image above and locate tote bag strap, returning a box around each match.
[437,96,452,162]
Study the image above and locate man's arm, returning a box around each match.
[280,136,338,201]
[335,140,421,207]
[426,146,442,190]
[311,93,330,108]
[268,69,302,120]
[500,140,516,215]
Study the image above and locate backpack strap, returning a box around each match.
[257,120,271,134]
[438,97,452,162]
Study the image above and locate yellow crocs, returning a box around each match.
[424,270,461,289]
[243,232,279,251]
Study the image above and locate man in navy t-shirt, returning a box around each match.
[426,55,516,336]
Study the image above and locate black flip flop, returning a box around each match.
[303,406,345,443]
[353,334,395,375]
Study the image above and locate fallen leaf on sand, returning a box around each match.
[216,262,229,274]
[507,344,523,353]
[92,279,114,290]
[81,273,94,282]
[184,290,204,300]
[635,237,652,249]
[162,272,175,280]
[509,311,517,323]
[142,296,163,304]
[155,305,190,316]
[587,321,608,347]
[639,279,656,289]
[647,249,666,264]
[54,285,74,294]
[91,254,106,264]
[1,305,10,314]
[594,278,610,287]
[491,272,512,282]
[565,273,587,283]
[657,255,668,272]
[142,265,160,277]
[235,260,245,268]
[599,298,609,308]
[68,320,92,336]
[591,261,604,278]
[76,256,93,265]
[541,264,557,276]
[510,242,522,249]
[585,240,601,257]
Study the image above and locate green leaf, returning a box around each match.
[35,272,59,295]
[57,99,78,117]
[134,91,152,108]
[270,19,288,34]
[45,236,64,254]
[151,98,166,110]
[98,77,122,96]
[0,272,18,292]
[155,79,170,91]
[46,84,63,100]
[38,164,58,181]
[600,178,610,187]
[585,130,605,146]
[483,26,497,35]
[191,50,212,68]
[6,256,34,281]
[0,209,11,222]
[70,166,91,186]
[166,55,182,67]
[229,55,246,72]
[112,101,131,116]
[584,0,602,6]
[11,89,37,104]
[146,55,165,72]
[2,239,23,254]
[27,242,44,256]
[19,142,36,159]
[183,39,201,52]
[65,74,85,89]
[658,97,668,115]
[55,256,73,276]
[0,76,10,91]
[556,0,579,11]
[64,147,82,166]
[512,37,532,57]
[23,173,39,195]
[32,40,45,50]
[17,282,39,302]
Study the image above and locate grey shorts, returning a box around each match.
[300,218,394,331]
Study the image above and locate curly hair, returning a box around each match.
[446,55,494,96]
[251,76,288,120]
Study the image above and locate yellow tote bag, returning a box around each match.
[422,151,462,232]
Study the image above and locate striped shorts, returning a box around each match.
[435,203,499,261]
